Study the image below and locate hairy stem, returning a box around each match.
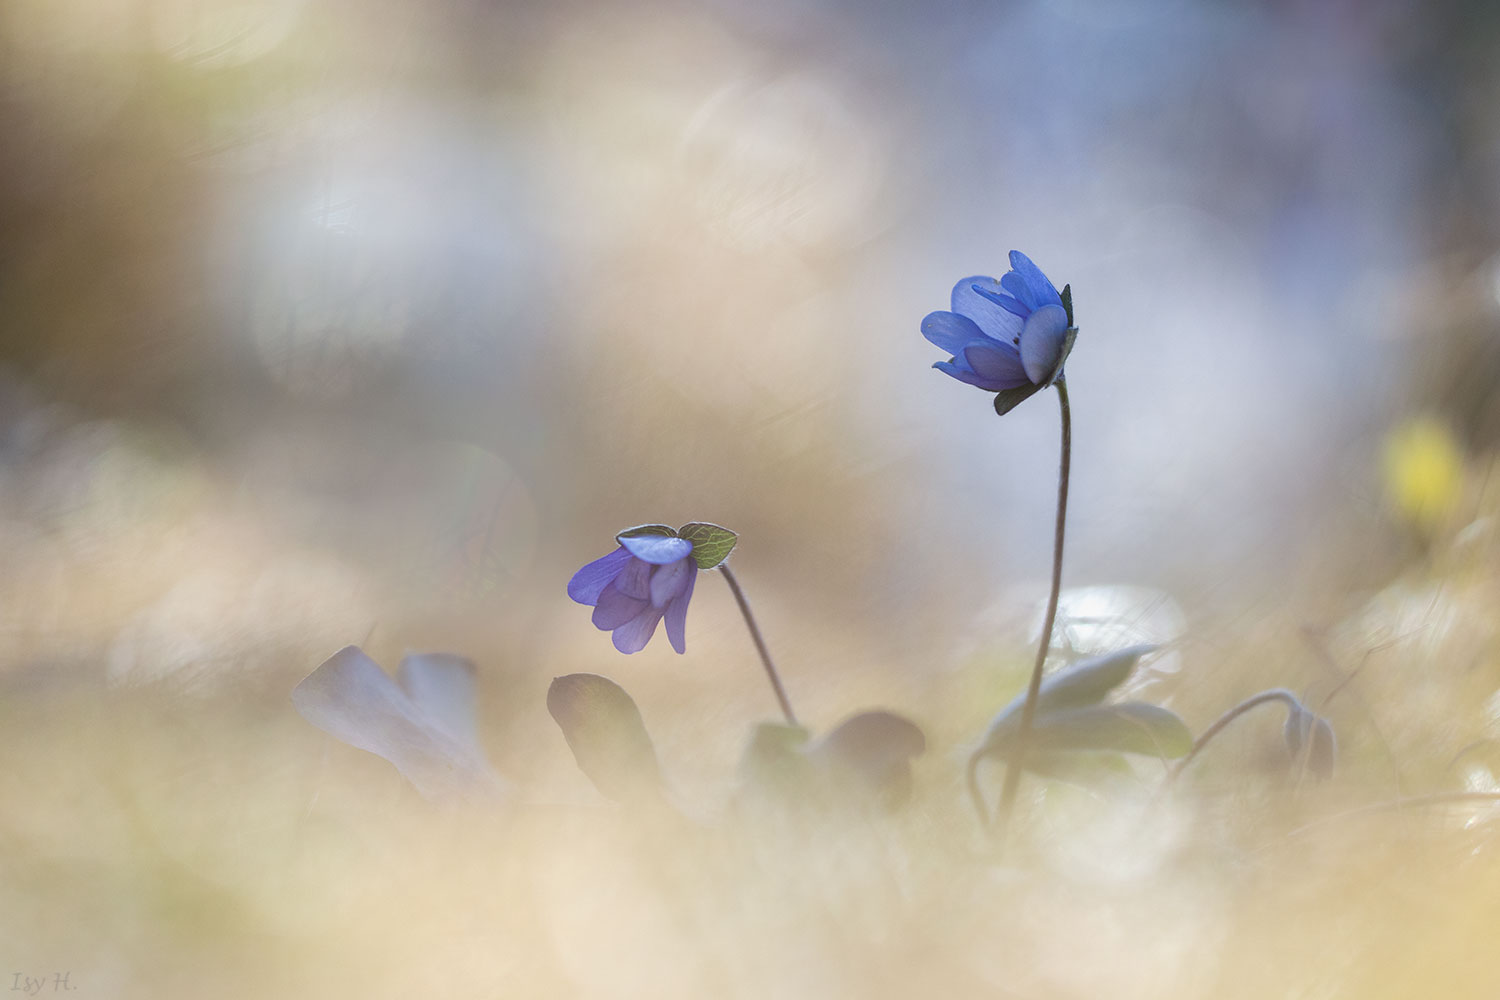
[719,563,798,727]
[990,379,1072,837]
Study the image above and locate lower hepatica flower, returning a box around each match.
[921,251,1077,412]
[568,532,700,654]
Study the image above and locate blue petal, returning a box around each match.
[962,341,1030,389]
[593,583,648,629]
[663,563,697,654]
[951,275,1023,343]
[920,311,987,355]
[1000,271,1039,311]
[567,546,632,605]
[935,359,1007,391]
[973,284,1029,319]
[619,534,693,565]
[612,606,666,653]
[1019,304,1069,384]
[1007,251,1063,311]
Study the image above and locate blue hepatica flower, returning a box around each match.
[568,533,699,654]
[921,251,1076,411]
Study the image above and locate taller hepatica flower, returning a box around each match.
[921,250,1076,414]
[921,251,1082,836]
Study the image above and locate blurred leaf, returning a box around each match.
[616,524,678,542]
[1060,283,1074,326]
[396,652,479,749]
[1307,716,1337,781]
[1024,750,1133,786]
[676,522,738,569]
[1286,706,1337,780]
[547,673,661,804]
[1027,702,1192,758]
[1283,702,1310,756]
[293,645,504,801]
[983,645,1156,744]
[737,723,814,794]
[808,710,926,808]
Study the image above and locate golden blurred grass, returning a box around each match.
[0,441,1498,999]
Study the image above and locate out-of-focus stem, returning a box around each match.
[990,379,1072,838]
[719,563,798,727]
[1164,687,1302,784]
[966,752,989,829]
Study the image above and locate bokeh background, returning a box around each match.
[4,0,1500,996]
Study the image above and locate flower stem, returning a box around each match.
[1163,688,1302,785]
[718,563,798,727]
[990,378,1071,837]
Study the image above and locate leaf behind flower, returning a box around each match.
[677,522,738,569]
[547,673,662,804]
[984,645,1157,742]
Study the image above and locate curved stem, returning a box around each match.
[718,564,798,727]
[1164,688,1301,785]
[990,379,1072,837]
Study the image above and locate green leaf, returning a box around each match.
[993,380,1046,416]
[983,645,1156,743]
[1060,284,1074,327]
[677,522,739,569]
[1028,702,1193,758]
[546,674,661,803]
[615,524,677,543]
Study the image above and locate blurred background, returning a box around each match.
[4,0,1500,995]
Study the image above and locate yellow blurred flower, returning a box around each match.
[1383,415,1464,531]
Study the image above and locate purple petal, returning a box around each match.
[567,546,632,604]
[593,583,648,629]
[663,563,697,654]
[920,310,988,355]
[962,341,1029,388]
[1008,251,1064,310]
[934,359,1006,390]
[612,606,666,654]
[1019,304,1070,384]
[619,534,694,565]
[649,556,693,608]
[614,556,652,599]
[951,275,1023,344]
